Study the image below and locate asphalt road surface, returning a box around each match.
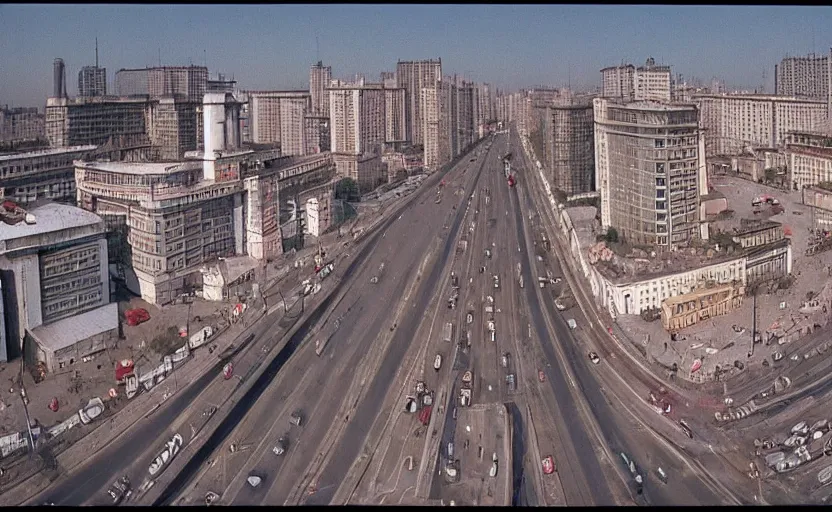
[166,140,493,506]
[37,305,291,505]
[509,127,743,505]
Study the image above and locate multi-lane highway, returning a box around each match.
[33,130,773,507]
[166,139,492,506]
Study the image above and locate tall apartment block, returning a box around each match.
[0,107,45,145]
[75,93,336,304]
[421,81,453,170]
[396,59,442,145]
[114,68,150,96]
[248,90,311,156]
[147,97,200,160]
[601,64,635,101]
[476,83,495,135]
[78,66,107,97]
[45,95,151,148]
[310,61,332,116]
[594,98,706,248]
[0,202,118,370]
[775,49,832,101]
[537,102,595,194]
[693,93,829,156]
[327,81,406,155]
[0,145,97,204]
[602,58,672,103]
[114,66,208,102]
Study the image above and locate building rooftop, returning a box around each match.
[0,202,103,245]
[77,160,202,176]
[29,303,119,353]
[610,100,696,112]
[0,145,97,162]
[691,93,827,103]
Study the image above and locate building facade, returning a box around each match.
[0,145,97,204]
[594,98,705,248]
[785,130,832,190]
[114,68,150,96]
[146,97,201,160]
[309,61,332,116]
[775,49,832,102]
[45,95,152,148]
[538,103,595,194]
[396,59,442,145]
[248,90,312,156]
[0,107,45,144]
[0,202,117,371]
[601,58,671,103]
[78,66,107,97]
[693,93,829,156]
[601,64,635,101]
[304,115,330,154]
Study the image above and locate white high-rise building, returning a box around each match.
[309,61,332,116]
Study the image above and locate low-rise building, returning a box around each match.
[557,206,792,318]
[0,202,117,371]
[333,152,387,193]
[661,282,745,332]
[0,145,97,205]
[784,130,832,190]
[201,255,258,302]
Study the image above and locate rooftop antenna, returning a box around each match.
[158,48,161,67]
[812,25,816,55]
[316,36,320,64]
[95,37,99,68]
[204,49,207,68]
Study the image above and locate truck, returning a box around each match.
[419,405,433,425]
[443,322,454,343]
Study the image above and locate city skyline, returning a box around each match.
[1,4,831,108]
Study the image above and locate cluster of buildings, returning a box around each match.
[1,54,498,373]
[510,52,832,339]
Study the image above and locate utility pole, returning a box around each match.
[749,286,758,359]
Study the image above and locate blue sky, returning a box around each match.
[1,4,831,108]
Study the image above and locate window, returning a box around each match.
[656,163,665,174]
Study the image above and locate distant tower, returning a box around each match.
[53,58,67,98]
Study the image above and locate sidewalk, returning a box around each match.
[0,297,270,506]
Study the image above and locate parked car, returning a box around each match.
[588,352,600,365]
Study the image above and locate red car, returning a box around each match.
[542,455,556,474]
[538,369,546,383]
[222,363,234,380]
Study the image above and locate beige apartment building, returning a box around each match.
[327,81,405,155]
[601,58,671,103]
[694,93,829,156]
[396,59,442,145]
[594,98,706,248]
[601,64,636,101]
[0,107,45,145]
[775,49,832,102]
[248,90,312,156]
[784,130,832,190]
[309,61,332,116]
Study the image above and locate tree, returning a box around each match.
[605,227,619,244]
[334,178,359,201]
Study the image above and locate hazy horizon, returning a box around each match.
[1,4,831,108]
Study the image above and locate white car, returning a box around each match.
[434,354,443,371]
[588,352,600,365]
